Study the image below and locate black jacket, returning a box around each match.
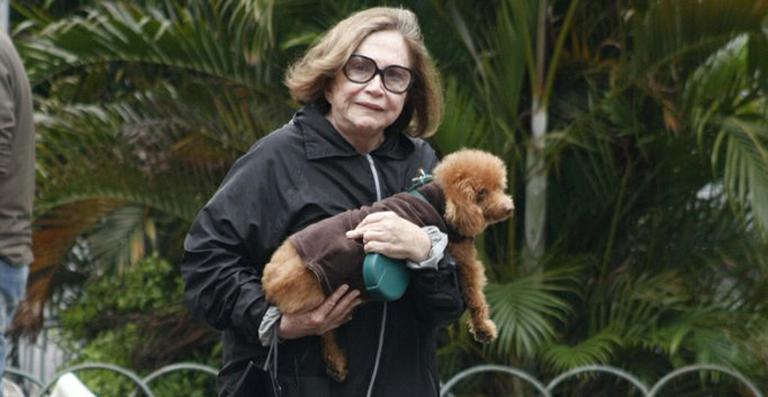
[181,105,465,397]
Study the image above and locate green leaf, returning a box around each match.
[486,268,578,358]
[541,328,622,372]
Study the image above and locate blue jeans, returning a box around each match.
[0,258,28,397]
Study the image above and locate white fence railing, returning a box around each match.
[440,363,765,397]
[3,362,764,396]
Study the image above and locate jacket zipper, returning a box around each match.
[365,154,386,397]
[366,154,382,201]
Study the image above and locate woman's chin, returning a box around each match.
[349,120,387,135]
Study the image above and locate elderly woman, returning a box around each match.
[181,7,464,397]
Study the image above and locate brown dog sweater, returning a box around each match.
[290,183,447,297]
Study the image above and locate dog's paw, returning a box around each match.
[321,333,348,382]
[325,360,348,382]
[471,320,498,343]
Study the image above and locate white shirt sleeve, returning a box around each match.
[258,305,282,347]
[406,226,449,271]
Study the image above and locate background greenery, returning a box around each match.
[58,256,218,396]
[8,0,768,395]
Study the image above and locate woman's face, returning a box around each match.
[325,30,411,145]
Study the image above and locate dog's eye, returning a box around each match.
[477,188,488,201]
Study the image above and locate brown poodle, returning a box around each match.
[262,149,514,382]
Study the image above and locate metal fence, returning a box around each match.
[4,363,215,397]
[440,364,765,396]
[3,362,764,396]
[7,309,69,384]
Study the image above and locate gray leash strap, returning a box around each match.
[264,329,282,396]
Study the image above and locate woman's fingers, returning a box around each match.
[312,285,361,333]
[355,211,395,229]
[317,284,350,315]
[325,291,362,330]
[280,285,363,339]
[362,230,388,243]
[350,213,431,261]
[347,212,397,239]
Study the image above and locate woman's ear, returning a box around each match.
[445,179,484,236]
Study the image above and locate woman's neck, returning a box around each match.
[326,117,385,155]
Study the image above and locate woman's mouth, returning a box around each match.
[357,102,384,111]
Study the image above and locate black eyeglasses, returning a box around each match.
[342,54,413,94]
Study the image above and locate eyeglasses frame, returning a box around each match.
[342,54,414,94]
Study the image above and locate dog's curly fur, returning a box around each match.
[262,149,514,382]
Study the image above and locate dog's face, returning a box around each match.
[433,149,515,237]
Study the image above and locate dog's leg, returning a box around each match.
[449,242,497,343]
[263,242,325,313]
[321,330,348,382]
[263,242,350,381]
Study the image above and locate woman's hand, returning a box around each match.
[278,284,362,340]
[346,211,431,262]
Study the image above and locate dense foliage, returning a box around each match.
[10,0,768,395]
[59,256,219,396]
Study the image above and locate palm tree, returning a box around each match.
[10,0,768,394]
[10,0,361,364]
[431,0,768,394]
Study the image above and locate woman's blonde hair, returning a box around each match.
[285,7,443,138]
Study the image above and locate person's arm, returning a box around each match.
[344,144,465,327]
[0,63,15,175]
[181,143,305,341]
[407,251,465,328]
[181,166,273,338]
[344,211,431,261]
[257,285,362,346]
[183,148,363,341]
[408,144,465,327]
[278,285,362,339]
[346,212,465,328]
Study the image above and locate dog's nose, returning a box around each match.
[504,198,515,216]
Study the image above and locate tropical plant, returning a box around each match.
[58,256,219,396]
[433,0,768,395]
[9,0,768,395]
[10,0,349,375]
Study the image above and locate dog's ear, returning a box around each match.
[445,179,485,236]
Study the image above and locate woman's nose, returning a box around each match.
[364,74,386,95]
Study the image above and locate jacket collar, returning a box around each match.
[295,104,415,161]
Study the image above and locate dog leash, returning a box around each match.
[365,169,436,397]
[407,168,434,201]
[264,328,282,396]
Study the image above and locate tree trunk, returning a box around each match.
[523,98,548,273]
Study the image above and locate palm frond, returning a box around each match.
[487,267,580,358]
[644,309,757,372]
[716,112,768,233]
[541,328,623,372]
[35,96,237,219]
[748,30,768,93]
[432,77,489,154]
[12,199,123,335]
[85,206,149,272]
[628,0,768,80]
[18,1,278,91]
[38,153,204,223]
[443,0,527,156]
[683,35,751,134]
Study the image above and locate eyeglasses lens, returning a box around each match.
[343,55,411,94]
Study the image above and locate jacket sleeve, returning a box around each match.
[0,62,15,175]
[181,149,288,340]
[405,142,465,328]
[408,253,465,328]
